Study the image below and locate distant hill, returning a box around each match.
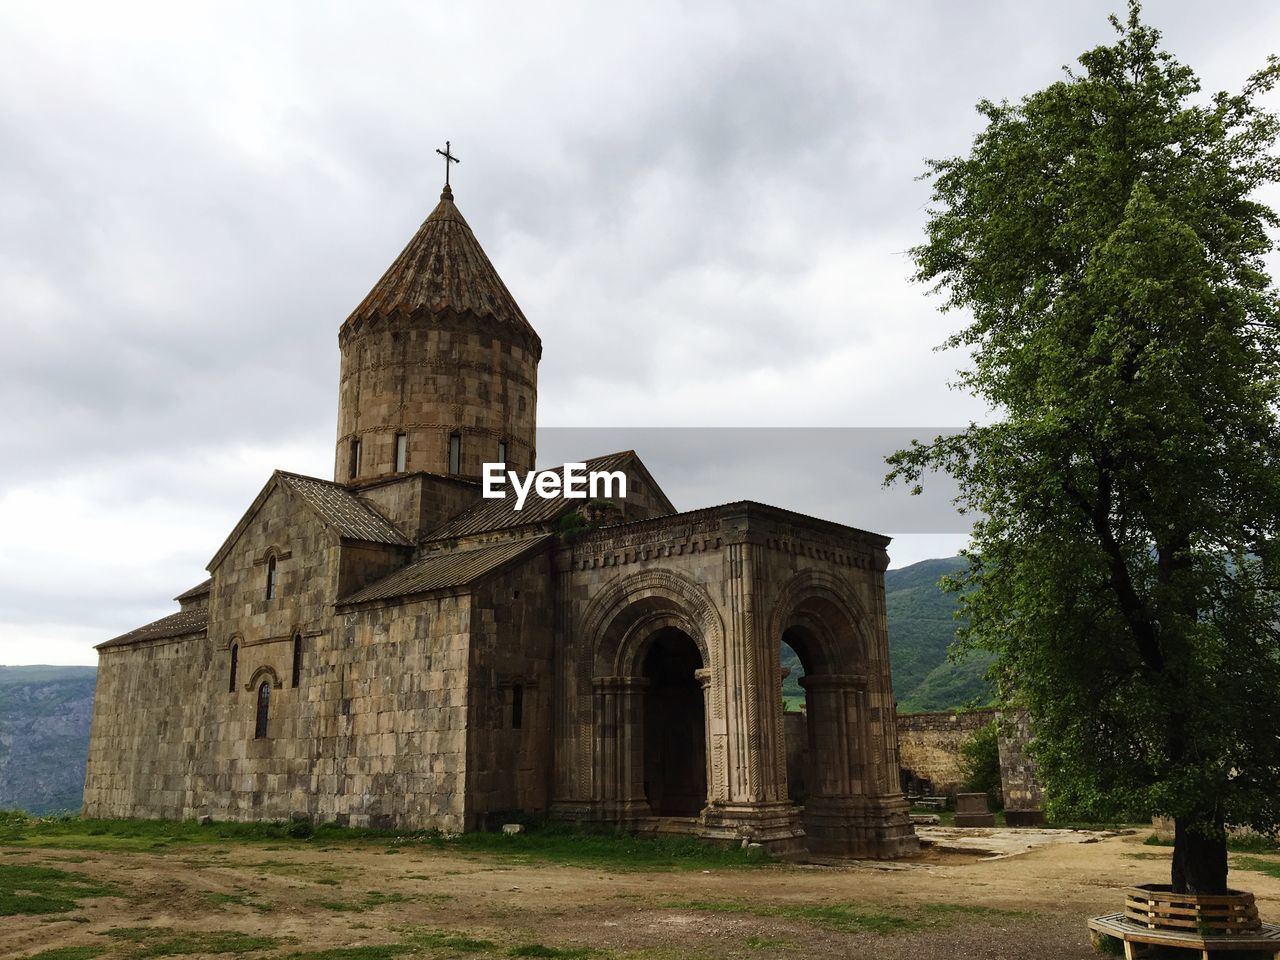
[781,555,993,713]
[0,665,97,814]
[884,556,993,711]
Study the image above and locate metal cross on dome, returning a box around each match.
[436,140,460,187]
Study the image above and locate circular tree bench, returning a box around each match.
[1089,912,1280,959]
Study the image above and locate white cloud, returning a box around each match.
[2,0,1277,663]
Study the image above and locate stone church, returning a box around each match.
[82,178,917,857]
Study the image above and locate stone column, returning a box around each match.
[590,676,649,822]
[698,539,804,854]
[550,557,590,818]
[774,666,792,800]
[800,671,916,857]
[694,667,714,813]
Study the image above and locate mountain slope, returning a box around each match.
[781,556,992,712]
[0,665,96,814]
[884,556,992,711]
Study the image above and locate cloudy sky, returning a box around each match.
[2,1,1277,665]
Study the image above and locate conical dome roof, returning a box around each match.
[341,186,540,355]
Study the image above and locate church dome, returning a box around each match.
[339,185,541,356]
[335,184,540,486]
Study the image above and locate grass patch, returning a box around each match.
[745,937,794,950]
[411,823,766,871]
[1233,856,1280,880]
[910,807,955,826]
[284,950,413,960]
[667,899,916,933]
[1,810,763,872]
[21,949,103,960]
[0,862,120,916]
[1145,832,1280,854]
[508,947,593,959]
[405,929,497,952]
[1228,834,1280,854]
[918,902,1029,919]
[101,926,280,956]
[313,891,412,912]
[1092,931,1126,956]
[665,898,1027,934]
[205,891,272,912]
[0,810,388,855]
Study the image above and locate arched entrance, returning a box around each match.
[782,622,836,804]
[641,627,706,817]
[779,636,808,804]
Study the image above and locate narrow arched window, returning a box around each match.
[349,438,362,479]
[265,555,278,601]
[291,634,302,688]
[512,683,523,730]
[228,644,239,693]
[497,440,507,466]
[255,681,271,738]
[394,433,408,473]
[448,432,462,474]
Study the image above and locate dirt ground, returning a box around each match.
[5,827,1280,960]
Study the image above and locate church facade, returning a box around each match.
[82,182,917,857]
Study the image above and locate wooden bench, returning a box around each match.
[1089,912,1280,959]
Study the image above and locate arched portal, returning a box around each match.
[779,636,807,804]
[768,576,913,856]
[581,572,719,824]
[781,621,843,803]
[641,627,706,817]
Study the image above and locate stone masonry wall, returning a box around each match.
[895,707,998,795]
[995,708,1043,814]
[356,473,482,542]
[82,632,209,820]
[465,548,556,825]
[85,481,477,832]
[551,501,913,857]
[337,324,538,484]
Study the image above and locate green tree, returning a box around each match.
[959,719,1003,810]
[888,4,1280,894]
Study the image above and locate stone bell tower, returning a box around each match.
[335,182,541,484]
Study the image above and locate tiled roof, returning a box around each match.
[278,473,413,547]
[341,186,540,353]
[98,608,209,651]
[340,535,552,605]
[428,451,646,539]
[173,578,212,602]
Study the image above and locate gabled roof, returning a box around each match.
[277,473,413,546]
[341,185,540,355]
[97,608,209,651]
[339,534,552,605]
[426,450,675,540]
[208,470,412,571]
[173,578,212,603]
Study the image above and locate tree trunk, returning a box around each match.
[1171,816,1229,894]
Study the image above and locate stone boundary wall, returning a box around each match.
[995,708,1043,817]
[895,707,997,795]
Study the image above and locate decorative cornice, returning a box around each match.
[339,306,542,360]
